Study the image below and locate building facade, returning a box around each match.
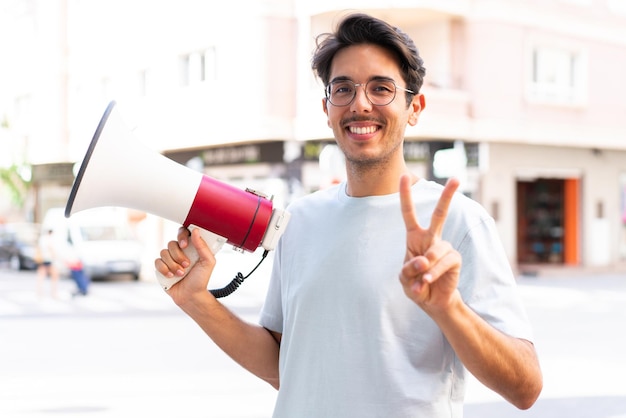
[1,0,625,271]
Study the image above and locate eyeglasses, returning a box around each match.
[325,79,415,107]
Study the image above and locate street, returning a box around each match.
[1,259,626,417]
[0,250,277,418]
[464,271,626,418]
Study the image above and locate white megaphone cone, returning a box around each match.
[65,101,290,293]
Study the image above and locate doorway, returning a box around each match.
[517,178,580,265]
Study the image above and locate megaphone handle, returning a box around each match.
[155,226,227,291]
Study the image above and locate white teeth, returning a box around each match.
[349,125,377,135]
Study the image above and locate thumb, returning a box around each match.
[189,228,217,267]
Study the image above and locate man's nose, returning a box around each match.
[350,84,372,111]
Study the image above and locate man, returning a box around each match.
[156,13,542,417]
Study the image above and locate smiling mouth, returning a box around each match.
[348,125,379,135]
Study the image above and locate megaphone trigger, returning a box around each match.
[156,226,227,291]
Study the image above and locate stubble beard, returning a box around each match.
[342,139,403,180]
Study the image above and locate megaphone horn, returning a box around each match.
[65,101,290,292]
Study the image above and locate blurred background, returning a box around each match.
[1,1,626,417]
[1,0,625,279]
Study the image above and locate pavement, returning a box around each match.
[2,264,626,417]
[465,270,626,417]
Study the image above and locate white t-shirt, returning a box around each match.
[259,179,533,418]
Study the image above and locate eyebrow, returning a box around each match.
[329,75,397,84]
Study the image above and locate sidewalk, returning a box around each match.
[516,262,626,279]
[466,269,626,417]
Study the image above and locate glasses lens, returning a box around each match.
[366,80,397,106]
[326,80,399,106]
[327,81,356,106]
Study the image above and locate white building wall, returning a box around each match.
[65,0,296,157]
[485,143,626,268]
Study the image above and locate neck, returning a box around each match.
[344,160,418,197]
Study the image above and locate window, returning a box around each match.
[526,44,587,106]
[179,47,217,87]
[608,0,626,15]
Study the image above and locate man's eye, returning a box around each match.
[370,83,393,93]
[334,84,353,94]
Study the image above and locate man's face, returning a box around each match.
[322,43,424,170]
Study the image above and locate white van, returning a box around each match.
[42,207,144,280]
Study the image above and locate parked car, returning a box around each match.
[0,222,41,270]
[42,207,144,280]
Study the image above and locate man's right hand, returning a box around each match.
[154,227,218,305]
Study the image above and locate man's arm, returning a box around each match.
[398,175,542,409]
[156,228,281,389]
[428,290,541,409]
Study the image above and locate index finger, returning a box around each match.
[177,226,191,248]
[429,177,460,236]
[399,174,420,231]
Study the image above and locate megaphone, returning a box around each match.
[65,101,290,293]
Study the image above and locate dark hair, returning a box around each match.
[311,13,426,105]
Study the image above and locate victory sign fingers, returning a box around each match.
[398,175,462,308]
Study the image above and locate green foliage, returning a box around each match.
[0,164,31,207]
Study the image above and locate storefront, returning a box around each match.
[516,178,580,265]
[165,139,626,270]
[485,142,626,270]
[163,139,477,204]
[31,162,75,222]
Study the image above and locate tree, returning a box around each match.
[0,164,31,208]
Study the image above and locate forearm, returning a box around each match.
[179,291,281,389]
[428,292,542,409]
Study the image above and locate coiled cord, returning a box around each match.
[209,249,270,298]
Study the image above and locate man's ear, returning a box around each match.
[322,97,331,128]
[408,94,426,126]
